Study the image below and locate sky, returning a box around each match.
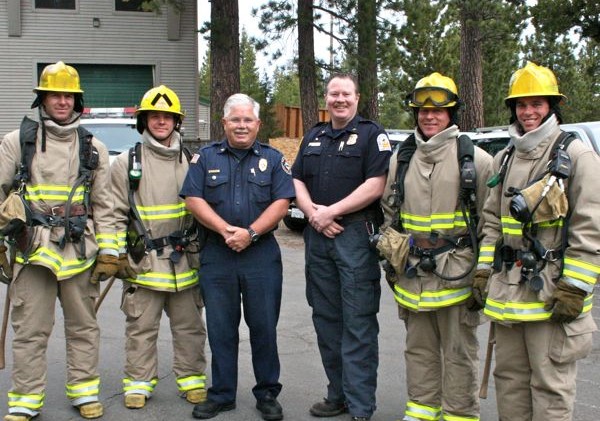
[197,1,332,74]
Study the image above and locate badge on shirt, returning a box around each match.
[281,157,291,175]
[377,133,392,151]
[347,134,358,145]
[308,142,321,147]
[190,153,200,164]
[259,158,268,172]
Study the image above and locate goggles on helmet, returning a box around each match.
[406,87,458,108]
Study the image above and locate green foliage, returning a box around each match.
[198,51,210,99]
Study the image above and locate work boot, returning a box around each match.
[192,399,236,419]
[4,414,32,421]
[309,399,348,417]
[186,388,207,404]
[256,394,283,420]
[79,402,103,419]
[124,394,146,409]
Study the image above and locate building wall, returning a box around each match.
[0,0,199,139]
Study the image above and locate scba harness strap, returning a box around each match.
[15,116,98,258]
[388,134,479,281]
[126,142,204,264]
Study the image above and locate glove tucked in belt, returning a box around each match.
[90,254,119,284]
[544,279,586,323]
[116,253,137,280]
[465,268,491,311]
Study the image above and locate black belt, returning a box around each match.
[409,235,471,257]
[338,210,381,226]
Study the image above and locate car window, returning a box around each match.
[82,121,139,154]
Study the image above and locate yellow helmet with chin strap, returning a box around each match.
[406,72,459,108]
[505,61,566,104]
[34,61,83,94]
[135,85,185,134]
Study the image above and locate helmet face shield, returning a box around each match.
[407,87,458,108]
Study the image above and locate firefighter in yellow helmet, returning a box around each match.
[109,85,207,410]
[0,61,118,420]
[473,61,600,419]
[380,72,493,421]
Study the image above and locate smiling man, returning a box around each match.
[379,72,493,421]
[181,93,294,421]
[291,73,392,421]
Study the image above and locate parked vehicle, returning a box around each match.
[80,108,138,164]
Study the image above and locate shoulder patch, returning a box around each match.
[377,133,392,152]
[281,157,291,175]
[190,153,200,164]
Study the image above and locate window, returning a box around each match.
[35,0,75,9]
[115,0,150,12]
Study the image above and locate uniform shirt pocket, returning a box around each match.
[334,147,362,179]
[248,175,272,204]
[302,145,323,177]
[204,174,229,205]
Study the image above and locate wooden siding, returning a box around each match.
[0,0,199,140]
[274,104,330,138]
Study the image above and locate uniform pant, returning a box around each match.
[200,235,283,404]
[121,283,207,396]
[8,264,100,416]
[304,222,381,418]
[494,321,582,421]
[403,305,480,421]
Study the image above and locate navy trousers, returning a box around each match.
[200,235,283,403]
[304,221,381,418]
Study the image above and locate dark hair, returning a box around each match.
[326,73,359,94]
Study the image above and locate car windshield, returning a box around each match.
[82,122,139,154]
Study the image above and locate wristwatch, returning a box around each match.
[247,227,260,243]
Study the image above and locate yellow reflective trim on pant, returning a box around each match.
[123,378,158,393]
[443,413,479,421]
[477,245,495,264]
[24,184,85,202]
[7,392,45,410]
[136,203,189,221]
[405,401,442,420]
[131,270,198,289]
[394,285,471,310]
[176,375,207,392]
[402,212,469,232]
[96,233,118,251]
[65,378,100,398]
[563,257,600,285]
[15,248,95,279]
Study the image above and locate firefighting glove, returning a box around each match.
[90,253,119,284]
[0,244,12,285]
[116,253,137,280]
[466,268,491,311]
[544,279,587,323]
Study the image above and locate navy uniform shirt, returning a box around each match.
[291,115,391,209]
[180,140,295,228]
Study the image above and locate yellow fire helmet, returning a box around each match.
[136,85,185,117]
[505,61,566,104]
[34,61,83,94]
[406,72,459,108]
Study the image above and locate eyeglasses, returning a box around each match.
[406,87,458,107]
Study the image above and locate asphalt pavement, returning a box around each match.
[0,225,599,420]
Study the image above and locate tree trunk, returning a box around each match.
[356,0,378,120]
[298,0,319,135]
[459,2,484,131]
[210,0,240,141]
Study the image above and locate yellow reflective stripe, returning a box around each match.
[478,245,495,264]
[444,414,479,421]
[96,233,118,250]
[24,184,85,202]
[394,285,471,310]
[132,270,198,289]
[176,375,207,392]
[563,257,600,285]
[484,296,593,322]
[7,392,45,410]
[16,249,95,279]
[136,203,189,221]
[405,400,442,421]
[123,378,158,393]
[66,378,100,398]
[501,216,521,236]
[583,294,594,313]
[402,211,469,232]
